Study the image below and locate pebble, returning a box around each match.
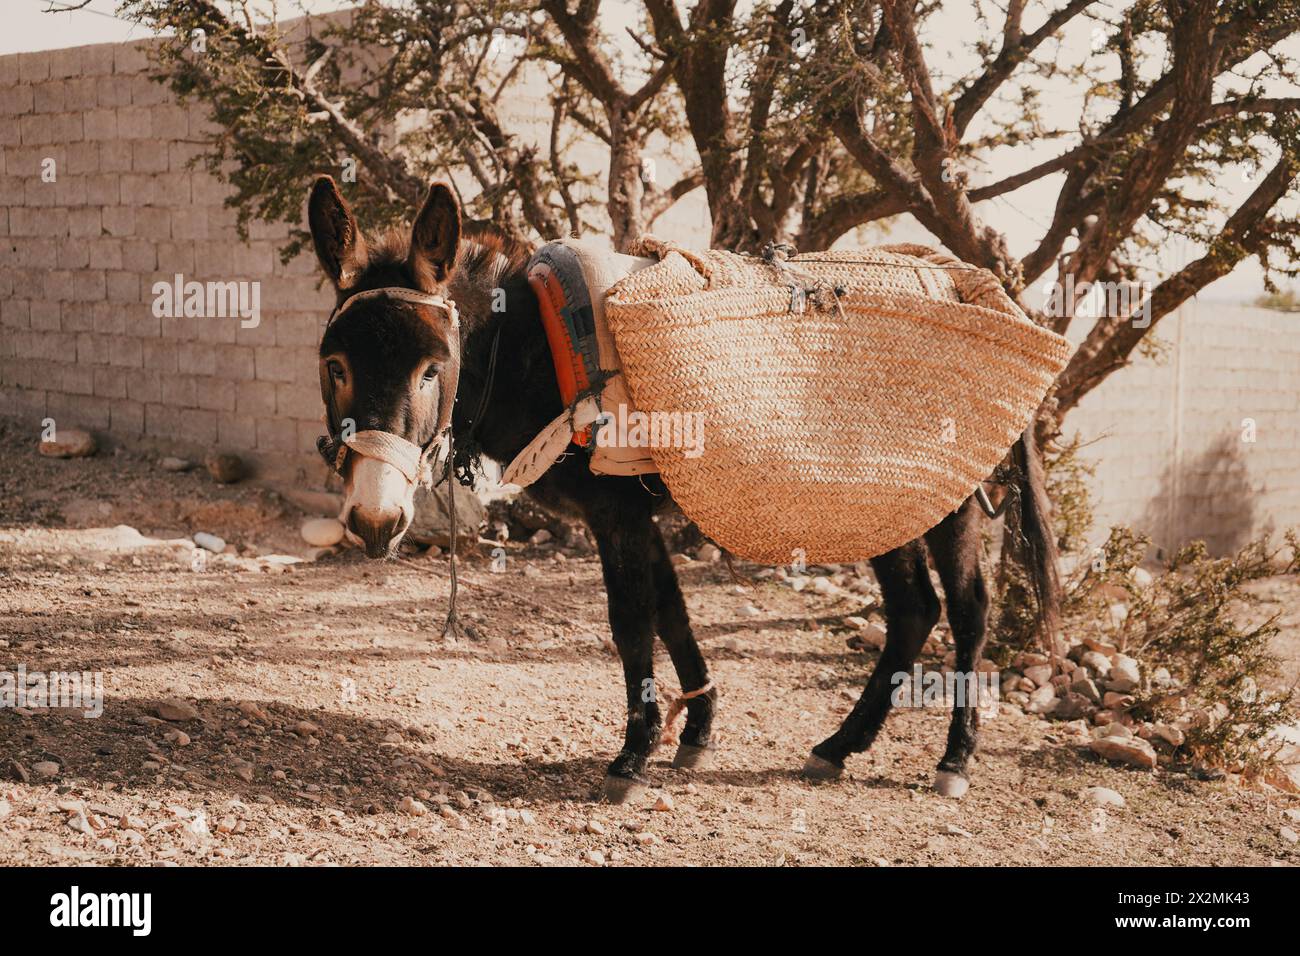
[204,452,245,484]
[696,543,721,563]
[193,532,226,553]
[1279,827,1298,844]
[580,849,605,866]
[301,518,345,547]
[160,457,193,472]
[398,797,428,817]
[530,529,553,545]
[163,729,191,746]
[39,428,96,458]
[1089,735,1157,770]
[1081,786,1126,808]
[1023,664,1053,687]
[653,793,675,813]
[584,819,606,835]
[1026,685,1058,715]
[156,699,200,721]
[32,761,61,778]
[294,720,321,737]
[0,799,10,820]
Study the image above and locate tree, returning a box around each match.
[120,0,1300,439]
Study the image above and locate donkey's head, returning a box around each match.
[307,175,462,557]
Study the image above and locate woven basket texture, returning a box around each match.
[602,239,1073,563]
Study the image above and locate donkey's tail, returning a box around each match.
[1008,426,1062,656]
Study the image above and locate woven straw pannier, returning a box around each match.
[602,238,1073,564]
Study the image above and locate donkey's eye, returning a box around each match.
[327,361,346,383]
[421,366,438,386]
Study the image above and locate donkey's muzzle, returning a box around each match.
[347,506,410,558]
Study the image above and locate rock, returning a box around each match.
[530,528,553,545]
[407,483,485,548]
[163,729,191,746]
[156,699,200,721]
[204,452,245,483]
[1102,691,1135,710]
[580,849,605,866]
[653,793,675,813]
[39,428,96,458]
[1071,678,1102,703]
[32,761,60,778]
[1023,664,1053,687]
[7,759,29,783]
[160,456,192,472]
[280,488,345,516]
[237,701,269,722]
[398,796,428,817]
[1110,654,1141,687]
[193,532,225,553]
[1080,651,1112,678]
[294,720,321,736]
[301,518,345,547]
[1026,685,1059,715]
[696,543,721,563]
[1101,721,1132,738]
[0,798,10,820]
[1080,786,1126,808]
[1054,693,1093,721]
[584,819,606,835]
[1281,827,1298,845]
[1129,567,1153,587]
[1089,735,1157,770]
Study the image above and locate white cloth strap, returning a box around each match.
[501,396,602,488]
[334,430,429,485]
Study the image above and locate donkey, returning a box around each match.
[306,176,1060,801]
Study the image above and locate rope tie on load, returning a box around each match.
[659,680,716,745]
[760,241,846,319]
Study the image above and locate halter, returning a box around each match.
[316,284,471,639]
[316,286,461,488]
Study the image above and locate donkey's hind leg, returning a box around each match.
[647,525,717,769]
[924,500,990,798]
[804,541,940,779]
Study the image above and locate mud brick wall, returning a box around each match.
[0,39,332,481]
[2,37,1298,549]
[1070,300,1300,556]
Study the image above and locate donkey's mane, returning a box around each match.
[359,220,533,286]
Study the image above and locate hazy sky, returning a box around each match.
[8,0,1296,304]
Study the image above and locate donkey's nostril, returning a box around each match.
[349,507,405,558]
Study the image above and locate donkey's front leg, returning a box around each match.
[587,506,662,803]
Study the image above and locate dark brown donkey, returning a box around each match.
[307,176,1060,802]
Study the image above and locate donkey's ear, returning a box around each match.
[408,181,460,290]
[307,175,366,289]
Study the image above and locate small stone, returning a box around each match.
[301,518,345,547]
[39,427,96,459]
[163,729,191,746]
[193,532,225,554]
[529,528,553,545]
[1023,664,1053,687]
[1081,651,1112,677]
[1280,827,1299,845]
[653,793,675,812]
[696,543,721,563]
[160,456,192,472]
[1102,691,1135,710]
[294,720,321,737]
[1089,735,1157,770]
[1080,786,1126,808]
[1110,654,1141,687]
[7,760,30,783]
[398,796,428,817]
[580,849,605,866]
[584,819,606,835]
[32,761,60,778]
[1026,684,1058,715]
[156,699,200,721]
[1054,692,1093,721]
[1071,678,1102,703]
[205,452,245,483]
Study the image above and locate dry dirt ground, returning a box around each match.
[1,419,1298,867]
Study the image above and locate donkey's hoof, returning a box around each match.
[933,771,970,799]
[671,743,714,770]
[801,753,844,781]
[600,774,647,805]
